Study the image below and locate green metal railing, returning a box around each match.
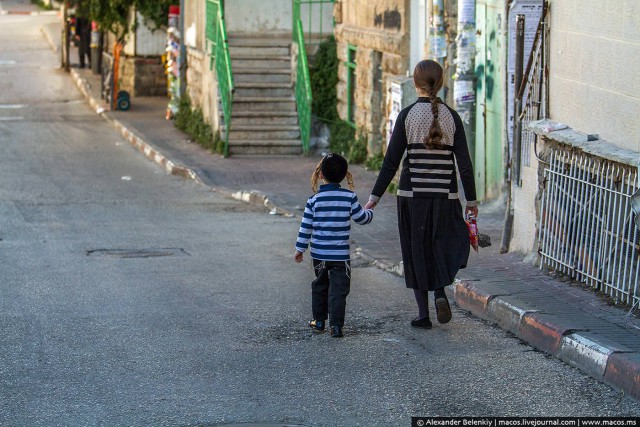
[293,18,312,154]
[206,0,234,157]
[293,0,334,154]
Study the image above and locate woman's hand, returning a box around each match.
[466,205,478,218]
[364,201,377,210]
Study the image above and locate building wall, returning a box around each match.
[184,0,219,130]
[548,0,640,151]
[511,0,640,254]
[334,0,410,154]
[225,0,333,34]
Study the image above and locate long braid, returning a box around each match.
[346,171,354,191]
[424,85,445,149]
[311,159,323,193]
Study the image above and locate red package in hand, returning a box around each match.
[466,214,479,252]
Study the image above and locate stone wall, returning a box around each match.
[119,56,166,97]
[186,47,219,131]
[334,0,410,155]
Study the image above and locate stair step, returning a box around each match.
[235,82,291,89]
[231,54,290,61]
[226,125,300,131]
[234,73,290,84]
[235,96,294,102]
[227,35,291,48]
[231,116,299,126]
[228,139,302,156]
[229,130,301,140]
[234,67,290,74]
[229,46,290,57]
[233,101,296,112]
[235,86,292,98]
[232,111,298,117]
[232,58,291,70]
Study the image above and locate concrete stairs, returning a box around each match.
[223,34,302,155]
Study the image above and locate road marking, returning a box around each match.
[0,60,16,65]
[0,116,24,121]
[0,104,26,109]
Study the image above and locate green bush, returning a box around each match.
[328,120,355,158]
[348,133,368,164]
[310,36,339,123]
[365,151,384,171]
[174,95,221,154]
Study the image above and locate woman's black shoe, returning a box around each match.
[309,319,325,331]
[330,325,343,337]
[410,317,433,329]
[435,298,452,324]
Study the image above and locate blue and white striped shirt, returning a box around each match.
[296,183,373,261]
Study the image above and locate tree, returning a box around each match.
[82,0,175,42]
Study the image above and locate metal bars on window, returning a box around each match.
[538,149,640,306]
[516,1,549,179]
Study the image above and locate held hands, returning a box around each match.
[294,250,304,263]
[364,200,377,210]
[466,205,479,218]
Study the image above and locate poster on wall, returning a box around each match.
[507,0,543,154]
[387,82,402,148]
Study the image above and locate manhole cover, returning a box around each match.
[86,248,189,258]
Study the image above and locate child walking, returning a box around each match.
[294,153,373,338]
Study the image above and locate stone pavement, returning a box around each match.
[40,20,640,402]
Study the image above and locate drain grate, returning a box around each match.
[86,248,190,258]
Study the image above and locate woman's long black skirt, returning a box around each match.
[397,196,470,291]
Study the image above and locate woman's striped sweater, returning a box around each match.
[370,97,477,206]
[296,183,373,261]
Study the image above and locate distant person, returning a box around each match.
[73,0,91,68]
[294,153,374,338]
[364,59,478,329]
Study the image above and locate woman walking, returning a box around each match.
[364,59,478,329]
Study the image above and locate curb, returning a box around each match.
[68,69,300,219]
[65,53,640,403]
[40,25,58,53]
[454,278,640,401]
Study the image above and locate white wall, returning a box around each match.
[225,0,333,34]
[549,0,640,151]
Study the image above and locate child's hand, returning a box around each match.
[294,251,304,263]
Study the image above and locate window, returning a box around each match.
[346,45,357,127]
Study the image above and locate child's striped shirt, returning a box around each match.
[296,183,373,261]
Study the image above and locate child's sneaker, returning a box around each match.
[435,298,452,324]
[308,319,325,332]
[330,325,343,338]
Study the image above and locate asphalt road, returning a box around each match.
[0,7,639,427]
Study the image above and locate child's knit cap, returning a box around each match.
[321,153,348,183]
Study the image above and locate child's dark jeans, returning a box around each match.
[311,259,351,327]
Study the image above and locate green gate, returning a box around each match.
[293,0,335,154]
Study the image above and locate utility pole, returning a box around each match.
[454,0,476,162]
[178,0,187,100]
[430,0,446,65]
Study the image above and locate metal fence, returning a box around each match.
[206,0,234,157]
[538,148,640,307]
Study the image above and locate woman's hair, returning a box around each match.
[413,59,446,149]
[311,154,354,193]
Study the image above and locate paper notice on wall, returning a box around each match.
[429,33,447,59]
[387,82,402,148]
[459,0,475,24]
[454,80,475,104]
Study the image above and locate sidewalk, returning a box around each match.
[41,22,640,402]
